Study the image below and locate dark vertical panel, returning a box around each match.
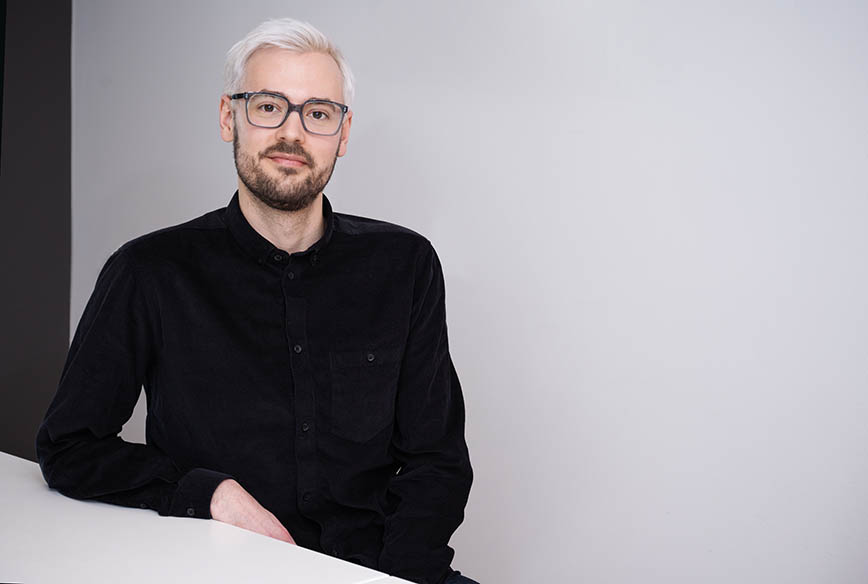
[1,0,6,163]
[0,0,71,461]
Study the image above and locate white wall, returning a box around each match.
[73,1,868,582]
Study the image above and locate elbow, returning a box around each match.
[35,421,61,489]
[35,421,81,493]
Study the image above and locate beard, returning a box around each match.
[233,127,339,212]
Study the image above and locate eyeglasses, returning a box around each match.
[229,91,349,136]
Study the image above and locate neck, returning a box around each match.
[237,185,325,254]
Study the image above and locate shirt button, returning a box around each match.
[293,344,303,353]
[139,503,148,509]
[302,493,312,503]
[301,422,311,432]
[273,253,284,262]
[366,352,376,362]
[186,507,195,517]
[287,271,295,280]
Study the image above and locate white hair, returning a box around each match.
[224,18,355,106]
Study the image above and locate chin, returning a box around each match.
[273,167,304,178]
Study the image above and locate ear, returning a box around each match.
[219,94,235,143]
[337,109,353,157]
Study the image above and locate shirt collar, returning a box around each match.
[225,190,336,266]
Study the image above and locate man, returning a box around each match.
[36,18,476,584]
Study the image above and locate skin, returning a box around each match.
[218,47,353,255]
[211,48,353,543]
[210,478,296,544]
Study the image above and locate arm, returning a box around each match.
[378,243,474,584]
[35,247,231,518]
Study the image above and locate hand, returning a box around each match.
[210,478,296,544]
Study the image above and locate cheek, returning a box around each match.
[310,139,341,162]
[236,132,266,157]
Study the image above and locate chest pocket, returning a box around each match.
[329,345,403,442]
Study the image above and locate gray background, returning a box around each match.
[69,1,868,582]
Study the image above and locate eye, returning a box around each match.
[307,109,331,121]
[249,95,285,115]
[257,102,282,113]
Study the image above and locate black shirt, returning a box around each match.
[36,191,473,584]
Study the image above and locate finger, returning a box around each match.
[268,526,294,543]
[274,522,295,544]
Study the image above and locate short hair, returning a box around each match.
[224,18,355,106]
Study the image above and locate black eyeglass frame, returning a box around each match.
[229,91,349,136]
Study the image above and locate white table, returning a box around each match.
[0,451,411,583]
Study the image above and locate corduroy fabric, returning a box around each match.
[36,191,472,584]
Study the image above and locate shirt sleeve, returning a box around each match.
[35,247,233,519]
[378,242,474,584]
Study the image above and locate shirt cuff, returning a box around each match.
[167,467,234,519]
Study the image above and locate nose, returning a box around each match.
[275,108,306,143]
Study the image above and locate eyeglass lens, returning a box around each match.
[247,94,343,134]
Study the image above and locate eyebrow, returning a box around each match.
[258,89,335,102]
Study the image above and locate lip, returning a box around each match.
[267,155,308,167]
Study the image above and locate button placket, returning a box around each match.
[283,296,317,516]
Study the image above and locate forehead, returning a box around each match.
[242,47,343,102]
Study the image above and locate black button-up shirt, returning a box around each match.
[36,192,473,584]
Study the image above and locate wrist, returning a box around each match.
[167,467,234,519]
[210,478,238,518]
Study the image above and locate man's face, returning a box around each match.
[219,48,352,212]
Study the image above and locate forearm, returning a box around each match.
[36,423,231,518]
[379,452,472,584]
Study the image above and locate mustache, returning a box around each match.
[260,142,314,166]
